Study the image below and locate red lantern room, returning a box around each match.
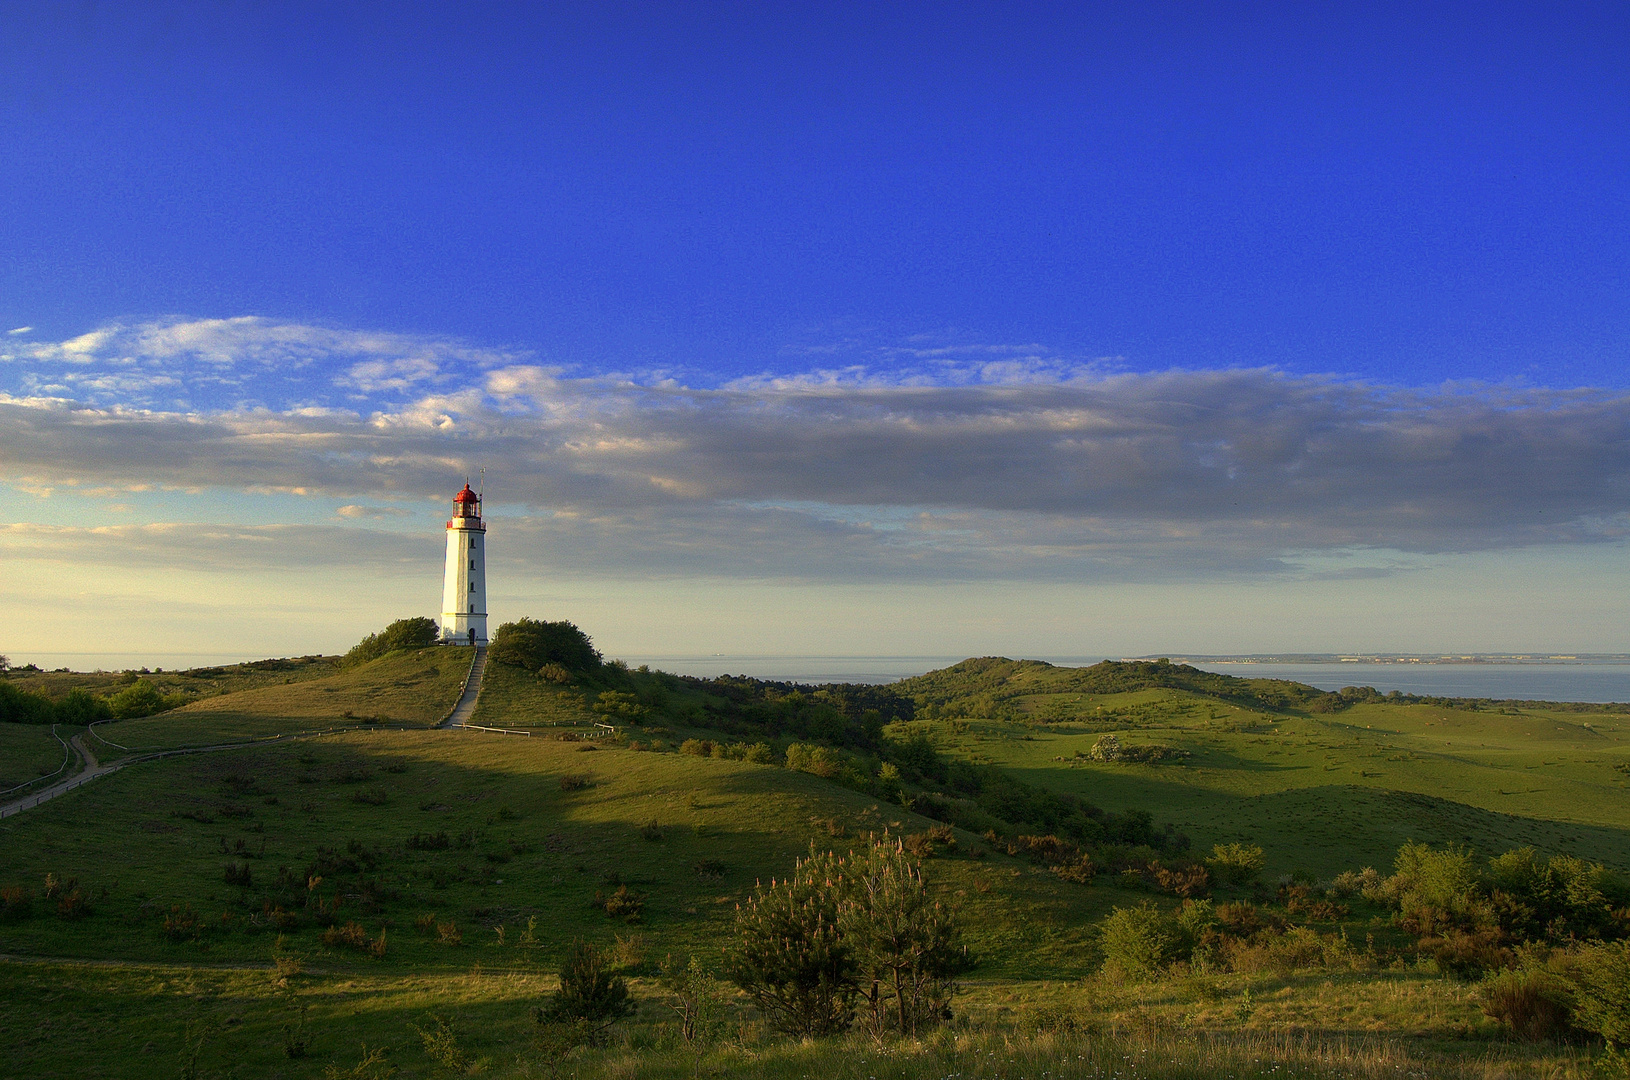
[451,484,481,520]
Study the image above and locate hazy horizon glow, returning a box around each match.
[2,5,1626,660]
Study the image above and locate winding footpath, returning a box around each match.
[0,733,121,819]
[1,645,490,820]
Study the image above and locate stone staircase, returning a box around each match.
[438,645,488,728]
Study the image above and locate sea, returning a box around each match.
[14,652,1630,704]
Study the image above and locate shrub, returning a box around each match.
[413,1015,482,1075]
[341,616,438,668]
[1205,843,1266,887]
[165,903,202,942]
[1329,867,1382,898]
[490,618,601,673]
[785,742,846,779]
[660,954,722,1050]
[437,921,463,946]
[106,678,184,719]
[349,787,387,806]
[54,688,112,725]
[0,885,31,921]
[539,662,574,685]
[639,821,664,842]
[1385,842,1489,935]
[903,825,956,858]
[559,774,591,792]
[1228,925,1354,976]
[1481,968,1577,1041]
[322,921,386,957]
[695,858,726,880]
[680,738,713,757]
[1087,734,1189,763]
[592,691,648,721]
[533,940,633,1039]
[594,884,646,923]
[1421,927,1511,979]
[743,743,775,764]
[0,681,54,723]
[1570,940,1630,1048]
[1100,902,1179,980]
[1149,859,1211,898]
[224,861,253,887]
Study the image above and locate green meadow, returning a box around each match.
[1,646,1628,1078]
[913,689,1630,878]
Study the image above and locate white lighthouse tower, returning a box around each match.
[440,482,488,645]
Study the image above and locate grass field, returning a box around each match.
[0,724,1110,976]
[86,649,474,750]
[7,654,338,703]
[889,676,1630,879]
[4,648,1630,1078]
[0,957,1602,1079]
[0,723,73,791]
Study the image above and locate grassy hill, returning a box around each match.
[888,659,1630,876]
[0,724,69,791]
[2,648,1628,1078]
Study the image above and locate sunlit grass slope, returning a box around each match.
[92,649,473,749]
[7,654,337,703]
[891,662,1630,877]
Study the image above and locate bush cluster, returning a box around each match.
[490,618,602,674]
[1362,842,1630,977]
[0,679,182,724]
[340,617,439,668]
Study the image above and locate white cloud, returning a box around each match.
[336,504,412,519]
[7,327,33,335]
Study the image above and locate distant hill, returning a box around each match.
[896,656,1337,714]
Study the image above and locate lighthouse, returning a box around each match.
[440,483,488,645]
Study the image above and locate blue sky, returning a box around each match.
[1,2,1627,662]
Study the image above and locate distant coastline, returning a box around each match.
[1143,654,1630,666]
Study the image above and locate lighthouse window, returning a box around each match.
[469,602,476,613]
[469,581,475,592]
[469,558,475,570]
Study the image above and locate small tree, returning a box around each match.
[725,848,855,1036]
[840,838,963,1038]
[660,953,721,1072]
[533,940,632,1044]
